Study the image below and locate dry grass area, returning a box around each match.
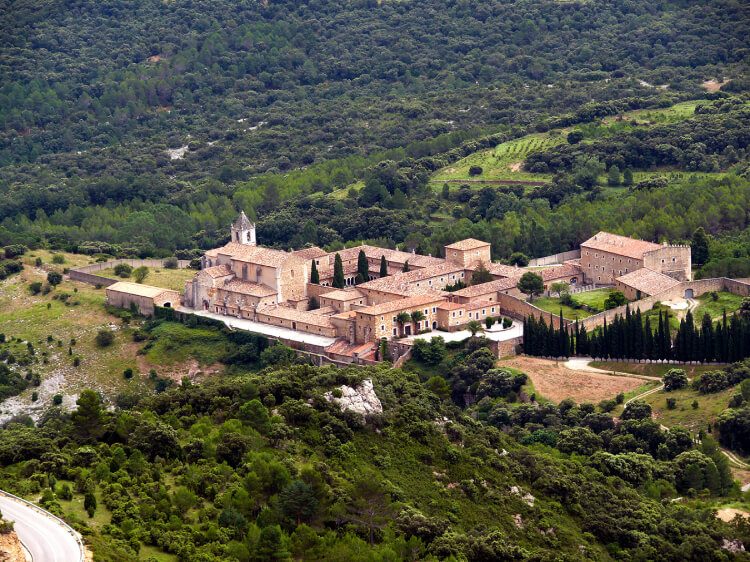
[717,508,750,522]
[701,79,729,93]
[96,266,195,292]
[497,356,645,403]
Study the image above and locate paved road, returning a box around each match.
[0,494,82,562]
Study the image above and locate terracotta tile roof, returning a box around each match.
[107,282,173,298]
[468,260,527,278]
[206,242,299,268]
[257,304,334,328]
[437,302,464,311]
[615,268,680,296]
[326,340,376,357]
[465,300,494,311]
[356,294,447,317]
[331,245,444,269]
[310,306,337,315]
[317,262,362,278]
[445,238,490,251]
[219,279,277,298]
[292,247,328,260]
[581,231,661,260]
[358,262,465,295]
[538,263,583,281]
[319,289,365,301]
[201,264,234,279]
[451,277,519,298]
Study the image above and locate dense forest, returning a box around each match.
[0,316,749,561]
[1,0,749,262]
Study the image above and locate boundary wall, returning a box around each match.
[529,249,581,267]
[70,259,192,287]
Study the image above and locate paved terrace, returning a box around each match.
[177,307,337,347]
[408,321,523,344]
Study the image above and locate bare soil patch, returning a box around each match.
[446,167,458,174]
[135,347,222,383]
[702,79,729,92]
[509,161,523,172]
[498,356,644,403]
[717,508,750,522]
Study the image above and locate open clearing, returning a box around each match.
[716,508,750,522]
[496,356,645,403]
[95,266,196,292]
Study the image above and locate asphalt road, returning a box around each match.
[0,494,82,562]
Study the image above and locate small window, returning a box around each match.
[672,258,676,262]
[424,309,428,315]
[453,252,457,256]
[291,269,295,278]
[393,328,397,336]
[381,325,385,331]
[459,311,463,316]
[491,307,495,313]
[432,307,437,313]
[381,316,384,321]
[468,312,473,318]
[452,312,456,318]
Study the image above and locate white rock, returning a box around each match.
[324,379,382,418]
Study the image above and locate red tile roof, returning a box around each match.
[219,279,277,297]
[581,232,662,260]
[615,268,680,296]
[356,294,447,316]
[451,277,519,298]
[201,264,234,278]
[445,238,490,251]
[206,242,301,268]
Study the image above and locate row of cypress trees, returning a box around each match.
[524,305,750,362]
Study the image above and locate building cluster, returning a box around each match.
[107,213,692,361]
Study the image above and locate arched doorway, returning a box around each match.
[684,289,694,299]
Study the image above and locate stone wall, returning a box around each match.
[496,293,569,329]
[306,283,337,299]
[70,258,192,286]
[528,249,581,267]
[579,277,749,330]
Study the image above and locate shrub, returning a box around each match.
[502,317,513,329]
[485,317,495,329]
[666,397,677,409]
[663,369,688,392]
[123,368,134,379]
[51,255,65,264]
[468,165,483,176]
[46,272,62,286]
[133,266,149,283]
[73,357,80,367]
[29,282,42,295]
[114,263,133,277]
[53,394,63,405]
[164,257,179,269]
[35,257,42,266]
[95,329,115,347]
[31,392,38,402]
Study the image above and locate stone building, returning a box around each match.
[444,238,491,267]
[106,282,180,316]
[352,294,447,343]
[580,231,691,284]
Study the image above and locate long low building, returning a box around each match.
[106,282,180,316]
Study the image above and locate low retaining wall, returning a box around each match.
[497,293,568,328]
[70,258,192,287]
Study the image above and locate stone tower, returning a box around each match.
[231,211,256,246]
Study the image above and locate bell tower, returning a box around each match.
[231,211,256,246]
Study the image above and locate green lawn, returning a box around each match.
[571,288,616,311]
[531,297,595,320]
[590,361,717,379]
[144,322,233,366]
[693,291,745,321]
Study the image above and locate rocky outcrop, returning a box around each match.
[0,529,29,562]
[325,379,382,417]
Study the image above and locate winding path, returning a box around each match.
[0,492,84,562]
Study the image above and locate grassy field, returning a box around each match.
[573,288,616,310]
[641,384,734,433]
[590,361,717,379]
[693,291,745,320]
[96,266,196,292]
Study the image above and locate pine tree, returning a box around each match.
[310,260,319,284]
[379,255,388,277]
[333,253,345,289]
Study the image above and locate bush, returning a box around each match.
[29,282,42,295]
[123,368,134,379]
[46,272,62,286]
[53,394,63,405]
[502,317,513,329]
[51,255,65,264]
[73,357,81,367]
[484,316,495,329]
[114,263,133,278]
[133,266,149,283]
[666,397,677,409]
[468,165,483,176]
[603,291,627,310]
[95,329,115,348]
[164,257,179,269]
[663,369,688,392]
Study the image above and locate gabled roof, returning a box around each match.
[201,264,234,279]
[445,238,490,251]
[357,262,465,295]
[356,294,447,317]
[106,282,173,298]
[451,277,519,298]
[468,260,527,278]
[331,245,444,269]
[219,280,277,298]
[292,246,328,260]
[615,268,680,296]
[581,232,661,260]
[537,263,583,281]
[206,242,299,268]
[319,289,365,301]
[233,211,254,230]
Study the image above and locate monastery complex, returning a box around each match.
[107,212,697,362]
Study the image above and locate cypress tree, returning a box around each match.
[310,260,319,284]
[662,311,672,359]
[402,260,410,272]
[701,312,713,362]
[379,255,388,277]
[333,253,345,289]
[357,250,369,284]
[644,317,653,359]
